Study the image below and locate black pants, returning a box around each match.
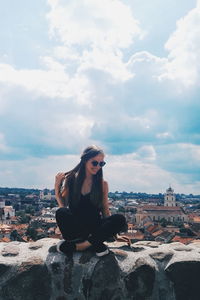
[56,207,127,245]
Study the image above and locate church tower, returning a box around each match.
[0,199,5,208]
[164,186,177,207]
[40,190,44,200]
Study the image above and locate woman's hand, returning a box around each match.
[55,172,65,193]
[116,235,131,246]
[55,172,67,208]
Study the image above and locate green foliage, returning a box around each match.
[16,210,31,224]
[10,230,25,242]
[25,205,35,215]
[118,206,125,213]
[26,226,38,241]
[179,228,196,236]
[10,230,18,240]
[160,218,167,227]
[50,200,56,209]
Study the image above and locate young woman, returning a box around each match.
[55,145,130,257]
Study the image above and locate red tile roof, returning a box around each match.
[146,225,159,233]
[142,205,182,211]
[134,231,145,240]
[152,230,164,237]
[192,216,200,223]
[0,237,11,242]
[172,236,194,244]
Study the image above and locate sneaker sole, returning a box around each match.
[56,239,65,253]
[96,249,109,257]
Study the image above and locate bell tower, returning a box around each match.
[164,186,177,207]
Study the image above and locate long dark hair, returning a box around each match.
[64,145,105,209]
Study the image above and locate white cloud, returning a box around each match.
[0,0,200,194]
[41,115,94,151]
[91,113,155,141]
[1,151,200,194]
[46,0,144,81]
[47,0,143,49]
[0,62,92,105]
[53,46,80,61]
[104,152,200,194]
[127,51,167,78]
[156,143,200,176]
[161,2,200,88]
[0,154,78,189]
[179,143,200,163]
[0,62,68,98]
[156,132,174,140]
[124,3,200,92]
[135,145,156,162]
[79,46,132,81]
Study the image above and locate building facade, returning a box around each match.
[136,187,188,225]
[0,199,15,224]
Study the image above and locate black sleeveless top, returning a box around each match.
[73,193,102,229]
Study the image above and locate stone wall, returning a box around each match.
[0,238,200,300]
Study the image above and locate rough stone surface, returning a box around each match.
[1,245,20,256]
[0,264,51,300]
[166,261,200,300]
[125,263,155,299]
[0,238,200,299]
[28,241,43,250]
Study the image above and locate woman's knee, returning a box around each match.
[111,214,127,229]
[55,207,70,221]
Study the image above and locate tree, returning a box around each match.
[25,205,35,216]
[118,206,125,213]
[180,228,196,237]
[50,200,56,209]
[26,226,38,241]
[16,210,31,224]
[10,230,25,242]
[10,230,18,241]
[160,218,167,227]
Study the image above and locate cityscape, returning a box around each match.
[1,186,200,245]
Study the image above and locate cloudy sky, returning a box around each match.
[0,0,200,194]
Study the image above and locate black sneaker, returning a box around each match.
[95,243,109,257]
[56,240,76,256]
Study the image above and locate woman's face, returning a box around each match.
[85,154,105,176]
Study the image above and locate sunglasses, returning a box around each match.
[91,160,106,167]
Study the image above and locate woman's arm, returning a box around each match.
[101,180,131,246]
[101,180,111,217]
[55,173,69,207]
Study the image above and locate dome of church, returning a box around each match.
[166,186,174,193]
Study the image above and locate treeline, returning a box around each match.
[0,187,41,196]
[0,187,199,199]
[108,191,164,200]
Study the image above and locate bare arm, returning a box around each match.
[101,180,111,217]
[54,173,69,207]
